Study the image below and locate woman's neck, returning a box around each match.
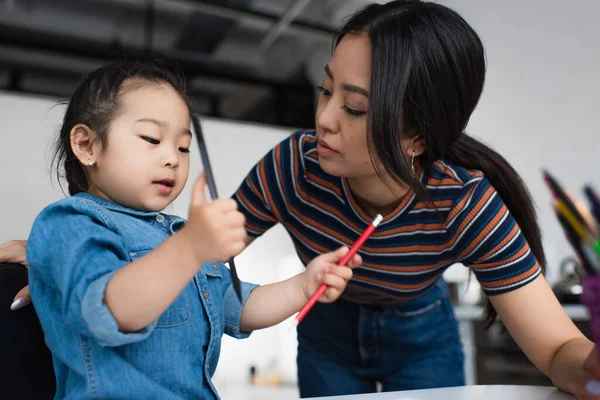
[346,174,410,218]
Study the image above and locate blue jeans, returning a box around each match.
[296,279,465,398]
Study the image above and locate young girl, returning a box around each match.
[25,60,360,400]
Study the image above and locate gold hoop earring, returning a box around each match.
[411,151,416,175]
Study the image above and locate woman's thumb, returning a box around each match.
[11,285,31,311]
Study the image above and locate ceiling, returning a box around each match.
[0,0,386,128]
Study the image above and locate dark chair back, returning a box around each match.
[0,263,55,399]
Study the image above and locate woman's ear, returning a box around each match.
[70,124,99,166]
[403,135,426,157]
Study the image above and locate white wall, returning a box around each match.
[437,0,600,282]
[0,93,65,242]
[1,0,599,390]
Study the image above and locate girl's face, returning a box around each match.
[84,83,192,211]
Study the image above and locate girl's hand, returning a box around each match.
[300,246,362,303]
[183,172,247,264]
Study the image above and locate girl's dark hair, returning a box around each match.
[336,0,545,326]
[53,60,189,196]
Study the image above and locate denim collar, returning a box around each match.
[75,192,171,219]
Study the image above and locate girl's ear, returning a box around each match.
[70,124,100,166]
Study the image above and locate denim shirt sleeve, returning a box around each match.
[217,263,259,339]
[26,198,156,347]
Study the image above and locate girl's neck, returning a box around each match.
[87,185,115,205]
[346,174,410,218]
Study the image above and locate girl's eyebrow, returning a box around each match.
[135,118,192,136]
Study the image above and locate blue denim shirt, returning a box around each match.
[26,192,258,399]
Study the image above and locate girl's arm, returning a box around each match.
[106,173,247,332]
[105,231,209,332]
[239,246,361,331]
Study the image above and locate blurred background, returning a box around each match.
[0,0,381,128]
[0,0,599,399]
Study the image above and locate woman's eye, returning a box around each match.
[142,136,160,145]
[342,106,366,117]
[316,85,332,97]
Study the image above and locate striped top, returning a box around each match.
[234,130,541,305]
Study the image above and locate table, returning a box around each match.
[310,385,574,400]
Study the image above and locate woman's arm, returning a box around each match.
[239,246,361,331]
[490,274,600,397]
[0,240,28,266]
[445,178,600,397]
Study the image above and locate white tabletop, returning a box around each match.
[453,304,589,321]
[310,385,574,400]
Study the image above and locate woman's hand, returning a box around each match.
[573,346,600,399]
[0,240,31,310]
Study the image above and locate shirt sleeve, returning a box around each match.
[26,198,155,347]
[214,262,259,339]
[446,177,542,295]
[233,134,295,237]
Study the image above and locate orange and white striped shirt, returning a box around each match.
[234,130,541,305]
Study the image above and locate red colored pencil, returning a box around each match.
[289,214,383,329]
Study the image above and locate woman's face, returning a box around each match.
[315,34,374,179]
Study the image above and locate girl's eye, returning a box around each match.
[179,147,190,154]
[142,136,160,145]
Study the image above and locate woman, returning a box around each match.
[233,1,600,398]
[4,1,600,398]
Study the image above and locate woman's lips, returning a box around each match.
[317,140,338,156]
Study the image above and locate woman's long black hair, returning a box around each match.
[336,1,545,326]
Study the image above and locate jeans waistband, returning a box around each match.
[356,278,449,312]
[298,278,450,334]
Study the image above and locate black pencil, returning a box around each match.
[192,114,243,301]
[584,186,600,227]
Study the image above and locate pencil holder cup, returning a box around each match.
[582,275,600,343]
